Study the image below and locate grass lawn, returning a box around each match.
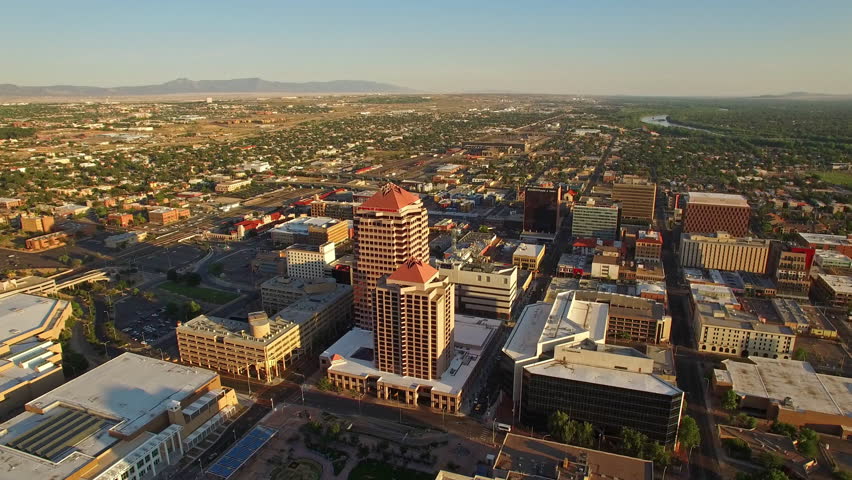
[158,281,239,304]
[347,460,434,480]
[814,170,852,188]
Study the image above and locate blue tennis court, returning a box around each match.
[207,425,276,478]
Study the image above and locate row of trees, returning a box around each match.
[546,411,702,469]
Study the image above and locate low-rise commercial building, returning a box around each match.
[716,357,851,436]
[106,213,134,228]
[104,231,147,249]
[814,249,852,270]
[148,207,190,225]
[770,243,814,299]
[285,242,336,280]
[54,203,90,217]
[680,232,771,273]
[492,433,654,480]
[19,215,54,233]
[0,294,72,417]
[179,283,352,381]
[320,315,500,414]
[812,274,852,309]
[691,284,796,358]
[310,200,361,220]
[796,233,852,258]
[25,231,69,251]
[269,216,350,246]
[635,230,662,263]
[215,178,252,192]
[0,353,239,480]
[259,276,344,317]
[512,243,545,271]
[0,198,22,210]
[437,261,519,320]
[574,291,672,344]
[591,254,619,280]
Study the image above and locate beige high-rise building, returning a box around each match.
[680,232,771,273]
[612,176,657,221]
[374,258,454,379]
[353,184,429,330]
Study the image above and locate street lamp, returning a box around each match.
[291,372,306,405]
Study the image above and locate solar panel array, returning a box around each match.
[207,425,276,478]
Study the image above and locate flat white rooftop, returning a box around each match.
[525,358,682,396]
[27,352,217,436]
[502,291,606,364]
[724,357,852,418]
[798,233,852,246]
[0,294,65,346]
[270,216,345,234]
[817,274,852,295]
[323,315,500,396]
[513,243,544,258]
[687,192,749,207]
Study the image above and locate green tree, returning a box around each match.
[792,348,807,361]
[757,470,790,480]
[648,441,671,468]
[797,428,819,459]
[316,377,333,391]
[723,438,751,460]
[166,268,179,281]
[733,413,758,429]
[769,422,798,439]
[71,301,83,319]
[208,262,224,276]
[575,422,595,448]
[548,411,571,441]
[185,301,202,319]
[757,452,784,470]
[183,272,202,286]
[620,427,648,458]
[722,389,740,411]
[678,415,701,454]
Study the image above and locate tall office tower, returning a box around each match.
[683,192,751,236]
[353,183,429,330]
[374,258,454,379]
[523,186,562,240]
[571,199,621,241]
[612,176,657,222]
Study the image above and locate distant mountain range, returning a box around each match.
[0,78,412,97]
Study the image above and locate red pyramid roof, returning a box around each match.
[388,258,438,284]
[359,183,420,212]
[331,354,344,362]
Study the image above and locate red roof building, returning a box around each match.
[359,183,420,212]
[353,183,429,330]
[388,258,439,284]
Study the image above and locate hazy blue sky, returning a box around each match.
[3,1,851,96]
